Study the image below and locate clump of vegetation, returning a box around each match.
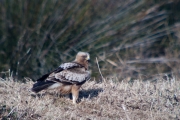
[0,76,179,119]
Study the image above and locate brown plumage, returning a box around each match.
[31,52,91,104]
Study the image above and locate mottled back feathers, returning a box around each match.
[42,62,90,84]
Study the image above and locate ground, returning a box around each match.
[0,76,180,120]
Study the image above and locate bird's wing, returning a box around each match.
[36,62,90,83]
[46,62,91,84]
[55,68,91,83]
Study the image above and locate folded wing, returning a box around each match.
[31,62,90,93]
[53,67,90,83]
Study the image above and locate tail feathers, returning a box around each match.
[31,81,55,93]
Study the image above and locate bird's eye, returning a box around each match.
[82,55,87,58]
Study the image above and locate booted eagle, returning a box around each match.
[31,52,91,104]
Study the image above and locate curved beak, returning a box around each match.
[86,54,90,62]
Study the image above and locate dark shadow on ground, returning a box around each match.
[79,88,103,99]
[31,88,103,101]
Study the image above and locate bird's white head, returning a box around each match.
[75,52,90,69]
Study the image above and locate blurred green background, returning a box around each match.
[0,0,180,81]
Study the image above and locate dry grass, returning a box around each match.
[0,77,180,120]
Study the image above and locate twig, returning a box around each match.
[7,106,17,117]
[96,57,106,84]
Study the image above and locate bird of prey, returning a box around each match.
[31,52,91,104]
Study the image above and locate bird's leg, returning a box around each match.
[72,92,78,104]
[71,85,80,104]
